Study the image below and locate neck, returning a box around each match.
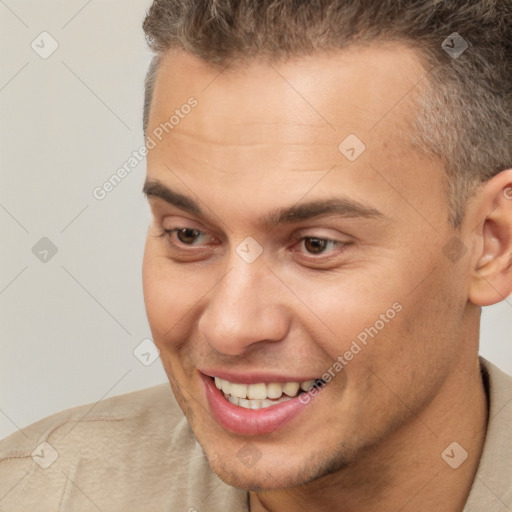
[250,357,488,512]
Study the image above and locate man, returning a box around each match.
[1,1,511,510]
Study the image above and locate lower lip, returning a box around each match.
[201,373,313,436]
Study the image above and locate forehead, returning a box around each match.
[147,43,427,144]
[145,45,445,227]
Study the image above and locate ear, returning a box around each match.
[469,169,512,306]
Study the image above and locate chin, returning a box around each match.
[208,459,310,491]
[202,443,350,492]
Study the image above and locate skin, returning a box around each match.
[142,44,512,512]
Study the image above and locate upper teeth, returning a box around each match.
[214,377,316,400]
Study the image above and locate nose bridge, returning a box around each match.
[198,255,288,355]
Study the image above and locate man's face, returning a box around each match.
[143,45,473,489]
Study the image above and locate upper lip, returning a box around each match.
[199,369,320,384]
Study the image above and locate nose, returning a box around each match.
[197,257,290,356]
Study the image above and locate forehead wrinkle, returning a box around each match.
[164,128,338,153]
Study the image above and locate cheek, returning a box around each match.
[352,268,466,405]
[142,240,214,345]
[142,243,192,341]
[281,262,435,392]
[283,271,404,355]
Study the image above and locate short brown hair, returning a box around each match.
[142,0,512,225]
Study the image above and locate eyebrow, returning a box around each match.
[143,179,202,216]
[142,179,385,228]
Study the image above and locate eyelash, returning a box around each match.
[159,227,205,241]
[157,227,349,260]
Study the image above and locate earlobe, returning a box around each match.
[469,170,512,307]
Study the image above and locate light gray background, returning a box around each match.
[1,0,511,440]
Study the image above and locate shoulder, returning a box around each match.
[0,383,180,460]
[0,383,247,511]
[464,358,512,511]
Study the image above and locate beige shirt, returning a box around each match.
[1,358,510,511]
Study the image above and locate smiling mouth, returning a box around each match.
[212,376,324,409]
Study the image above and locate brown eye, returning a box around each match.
[176,228,202,244]
[303,237,329,254]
